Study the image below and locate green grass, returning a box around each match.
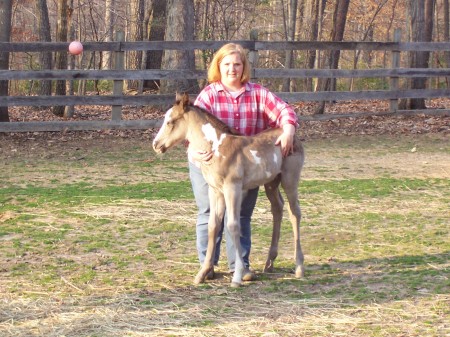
[0,180,194,206]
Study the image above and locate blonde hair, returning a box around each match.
[207,43,251,84]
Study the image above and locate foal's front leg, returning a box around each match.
[224,184,245,287]
[194,189,225,285]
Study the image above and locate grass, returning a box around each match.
[0,133,449,336]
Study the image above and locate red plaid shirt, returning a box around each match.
[194,81,298,136]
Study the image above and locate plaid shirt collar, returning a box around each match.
[213,81,249,95]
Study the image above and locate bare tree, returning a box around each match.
[444,0,450,87]
[0,0,13,122]
[102,0,116,70]
[53,0,68,117]
[404,0,435,109]
[35,0,52,99]
[282,0,298,92]
[301,0,326,92]
[144,0,167,90]
[127,0,145,90]
[160,0,198,94]
[315,0,349,114]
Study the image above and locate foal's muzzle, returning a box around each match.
[152,140,166,154]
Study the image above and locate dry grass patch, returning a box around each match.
[1,133,449,336]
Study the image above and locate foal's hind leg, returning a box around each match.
[263,176,284,274]
[281,170,304,278]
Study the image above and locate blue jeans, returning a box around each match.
[189,161,259,270]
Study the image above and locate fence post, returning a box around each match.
[112,31,125,121]
[249,29,259,79]
[390,28,401,113]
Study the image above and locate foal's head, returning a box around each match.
[153,93,239,154]
[152,93,191,153]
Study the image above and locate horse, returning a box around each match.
[152,93,305,287]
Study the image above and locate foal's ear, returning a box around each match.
[181,92,191,108]
[175,92,191,111]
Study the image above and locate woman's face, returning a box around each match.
[219,52,244,89]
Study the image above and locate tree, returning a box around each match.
[35,0,52,98]
[160,0,198,94]
[102,0,117,70]
[127,0,145,91]
[144,0,167,90]
[281,0,298,92]
[0,0,12,122]
[402,0,435,109]
[315,0,349,114]
[53,0,68,117]
[300,0,326,92]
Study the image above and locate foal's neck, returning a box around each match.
[187,109,228,155]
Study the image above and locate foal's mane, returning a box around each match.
[176,96,241,136]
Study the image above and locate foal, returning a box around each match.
[153,93,305,287]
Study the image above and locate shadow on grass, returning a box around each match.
[253,251,450,302]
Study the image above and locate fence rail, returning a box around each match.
[1,38,450,132]
[2,40,450,52]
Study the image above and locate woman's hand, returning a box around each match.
[189,148,213,164]
[275,124,296,157]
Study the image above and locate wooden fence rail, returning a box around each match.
[1,37,450,132]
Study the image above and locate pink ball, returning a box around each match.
[68,41,83,55]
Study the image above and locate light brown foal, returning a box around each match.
[153,93,305,287]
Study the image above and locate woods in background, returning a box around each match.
[1,0,446,114]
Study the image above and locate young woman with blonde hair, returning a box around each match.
[189,43,298,281]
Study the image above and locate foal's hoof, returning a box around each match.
[193,275,204,285]
[264,260,274,273]
[230,281,241,288]
[295,265,305,278]
[194,267,214,285]
[194,272,206,285]
[206,269,215,280]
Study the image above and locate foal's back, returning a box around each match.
[204,127,303,191]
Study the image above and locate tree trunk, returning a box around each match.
[0,0,12,122]
[160,0,198,94]
[102,0,116,70]
[282,0,298,92]
[444,0,450,87]
[127,0,145,91]
[407,0,435,109]
[144,0,167,90]
[53,0,68,117]
[35,0,52,100]
[315,0,349,114]
[305,0,325,92]
[65,0,75,118]
[200,0,210,71]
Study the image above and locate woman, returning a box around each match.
[189,43,298,281]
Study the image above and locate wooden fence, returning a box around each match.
[1,32,450,132]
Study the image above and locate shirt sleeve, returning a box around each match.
[263,89,299,129]
[193,86,213,112]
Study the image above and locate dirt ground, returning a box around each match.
[1,107,449,183]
